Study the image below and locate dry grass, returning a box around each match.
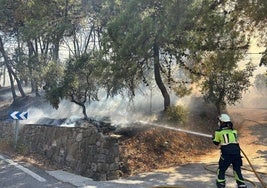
[118,126,216,176]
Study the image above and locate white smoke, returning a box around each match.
[233,86,267,109]
[21,86,181,126]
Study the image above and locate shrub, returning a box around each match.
[164,105,188,124]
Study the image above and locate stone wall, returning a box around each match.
[0,122,120,181]
[0,121,15,144]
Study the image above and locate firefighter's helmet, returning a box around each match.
[218,114,231,122]
[218,114,233,129]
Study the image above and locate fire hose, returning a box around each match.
[240,148,267,188]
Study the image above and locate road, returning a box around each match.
[0,154,75,188]
[0,152,256,188]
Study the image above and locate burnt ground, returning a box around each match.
[1,87,267,187]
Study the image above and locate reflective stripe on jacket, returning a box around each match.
[213,128,241,155]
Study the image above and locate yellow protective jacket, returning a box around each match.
[212,128,241,155]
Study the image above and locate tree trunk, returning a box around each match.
[153,43,170,111]
[0,37,19,99]
[81,104,88,120]
[9,67,26,97]
[0,37,26,99]
[27,41,36,94]
[53,38,60,61]
[6,65,17,99]
[70,95,88,119]
[3,67,6,86]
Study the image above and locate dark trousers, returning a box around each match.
[217,154,246,185]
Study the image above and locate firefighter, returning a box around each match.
[212,114,247,188]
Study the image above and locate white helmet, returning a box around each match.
[218,114,231,122]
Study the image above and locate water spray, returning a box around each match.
[139,121,213,138]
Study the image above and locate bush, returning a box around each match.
[164,105,188,124]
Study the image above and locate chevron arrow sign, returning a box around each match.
[10,111,28,120]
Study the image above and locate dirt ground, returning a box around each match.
[1,87,267,187]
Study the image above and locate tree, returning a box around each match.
[101,0,255,113]
[45,52,107,119]
[0,0,26,99]
[0,0,259,117]
[200,51,255,113]
[231,0,267,66]
[17,0,84,96]
[102,0,202,111]
[0,0,67,97]
[63,0,104,57]
[182,0,257,113]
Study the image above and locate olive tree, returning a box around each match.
[45,52,107,119]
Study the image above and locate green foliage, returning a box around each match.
[163,105,188,124]
[260,51,267,67]
[45,51,107,118]
[1,0,265,116]
[18,0,82,41]
[172,84,192,98]
[44,61,64,109]
[45,87,63,109]
[102,0,258,112]
[63,52,104,101]
[234,0,267,31]
[0,0,21,32]
[200,51,255,113]
[231,0,267,68]
[102,0,202,110]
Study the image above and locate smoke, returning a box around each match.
[86,92,163,125]
[15,78,267,127]
[22,88,171,126]
[0,88,13,101]
[233,86,267,109]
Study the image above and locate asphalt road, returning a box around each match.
[0,153,261,188]
[0,154,75,188]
